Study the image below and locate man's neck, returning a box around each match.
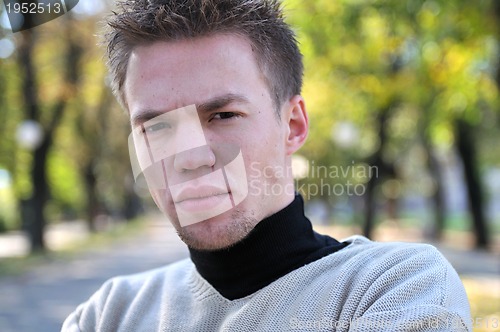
[189,195,348,300]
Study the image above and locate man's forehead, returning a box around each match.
[124,35,261,101]
[126,35,255,80]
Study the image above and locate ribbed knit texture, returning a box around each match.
[61,236,472,331]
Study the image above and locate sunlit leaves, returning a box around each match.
[285,0,499,202]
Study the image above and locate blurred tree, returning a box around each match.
[287,0,498,248]
[0,1,143,252]
[455,119,488,247]
[1,0,496,252]
[415,0,496,248]
[15,14,83,252]
[75,87,113,232]
[65,20,115,232]
[53,17,142,232]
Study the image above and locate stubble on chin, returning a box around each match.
[173,208,258,251]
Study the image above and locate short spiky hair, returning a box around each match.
[105,0,303,114]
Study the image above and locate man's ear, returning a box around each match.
[284,95,308,156]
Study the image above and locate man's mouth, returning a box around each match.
[173,186,231,213]
[174,185,229,203]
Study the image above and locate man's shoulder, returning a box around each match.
[319,235,471,331]
[85,258,194,308]
[338,234,448,264]
[61,258,195,331]
[104,258,193,291]
[312,235,455,288]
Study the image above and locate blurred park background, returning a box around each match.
[0,0,499,331]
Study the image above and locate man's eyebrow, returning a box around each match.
[131,109,167,128]
[130,93,249,127]
[197,93,249,113]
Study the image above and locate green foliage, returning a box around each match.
[285,0,499,202]
[0,0,498,230]
[0,7,133,229]
[47,148,85,215]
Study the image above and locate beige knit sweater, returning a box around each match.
[61,236,471,331]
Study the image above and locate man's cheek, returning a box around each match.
[150,189,170,214]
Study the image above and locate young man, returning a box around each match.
[62,0,472,330]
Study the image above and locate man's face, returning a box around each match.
[125,34,303,250]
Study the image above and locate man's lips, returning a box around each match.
[173,186,229,204]
[174,189,231,215]
[168,174,234,218]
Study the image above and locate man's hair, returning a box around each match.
[105,0,303,114]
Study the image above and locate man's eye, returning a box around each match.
[211,112,238,121]
[142,122,170,134]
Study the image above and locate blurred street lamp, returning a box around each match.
[292,155,310,179]
[16,120,44,150]
[331,121,359,149]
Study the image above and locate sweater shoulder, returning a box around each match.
[98,258,195,307]
[107,258,193,289]
[314,235,471,330]
[62,259,194,331]
[339,235,449,266]
[332,235,458,291]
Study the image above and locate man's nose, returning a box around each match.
[173,145,216,172]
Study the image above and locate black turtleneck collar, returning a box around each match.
[189,195,349,300]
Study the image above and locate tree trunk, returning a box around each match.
[78,88,115,232]
[363,172,378,238]
[123,175,143,221]
[84,163,99,233]
[363,109,390,238]
[455,119,489,249]
[17,28,46,252]
[29,137,51,251]
[423,139,446,240]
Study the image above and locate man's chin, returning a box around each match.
[171,209,258,251]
